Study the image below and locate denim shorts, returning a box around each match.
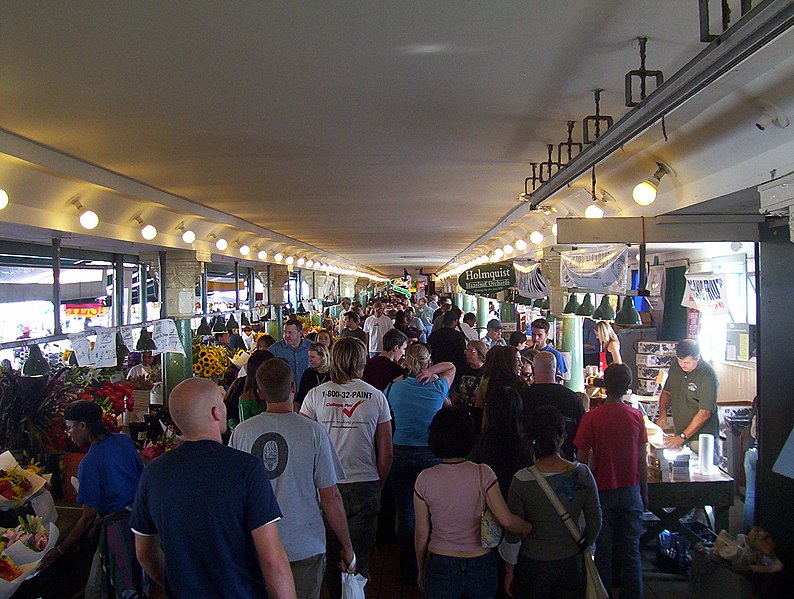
[424,552,497,599]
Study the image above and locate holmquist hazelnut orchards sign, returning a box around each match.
[457,263,516,294]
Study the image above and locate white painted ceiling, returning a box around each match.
[1,1,793,275]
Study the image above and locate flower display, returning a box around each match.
[192,343,230,379]
[141,427,178,461]
[0,551,22,581]
[0,468,31,502]
[1,516,49,553]
[72,381,134,434]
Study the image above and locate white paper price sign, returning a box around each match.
[92,328,117,368]
[119,326,136,351]
[68,334,93,366]
[153,319,186,356]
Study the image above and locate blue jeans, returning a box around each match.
[392,445,441,579]
[424,552,497,599]
[595,484,644,599]
[325,481,381,599]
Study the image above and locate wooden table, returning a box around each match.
[642,467,735,545]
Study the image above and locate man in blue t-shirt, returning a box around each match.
[530,318,568,380]
[41,400,144,596]
[131,378,296,599]
[269,318,312,382]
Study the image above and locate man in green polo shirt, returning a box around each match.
[656,339,719,451]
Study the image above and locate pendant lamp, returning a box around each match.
[532,298,544,308]
[22,345,50,376]
[226,314,239,333]
[136,328,157,351]
[575,293,595,316]
[196,318,211,336]
[615,297,641,325]
[541,297,550,311]
[593,295,615,321]
[562,294,580,314]
[115,333,130,366]
[211,317,227,335]
[240,312,251,327]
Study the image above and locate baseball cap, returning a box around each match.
[487,318,503,331]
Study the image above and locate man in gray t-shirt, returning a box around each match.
[230,359,353,599]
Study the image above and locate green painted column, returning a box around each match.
[476,296,489,337]
[462,294,474,314]
[558,314,584,392]
[454,292,465,310]
[152,251,204,405]
[501,301,516,340]
[164,317,193,403]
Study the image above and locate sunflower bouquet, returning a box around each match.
[192,343,230,380]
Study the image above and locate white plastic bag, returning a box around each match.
[341,553,366,599]
[341,572,367,599]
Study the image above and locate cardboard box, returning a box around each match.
[636,354,675,367]
[636,378,660,395]
[638,341,678,355]
[638,366,668,381]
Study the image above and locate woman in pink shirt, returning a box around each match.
[414,407,532,598]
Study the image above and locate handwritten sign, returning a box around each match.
[92,328,117,368]
[153,319,185,356]
[68,334,92,366]
[119,326,136,352]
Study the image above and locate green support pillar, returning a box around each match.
[501,302,516,328]
[462,294,474,314]
[164,317,193,403]
[477,296,489,337]
[558,314,584,392]
[454,292,465,310]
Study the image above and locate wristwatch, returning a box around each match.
[679,432,688,442]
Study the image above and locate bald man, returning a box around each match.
[131,378,297,598]
[523,352,585,461]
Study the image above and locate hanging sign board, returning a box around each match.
[68,334,93,366]
[560,245,628,292]
[92,328,117,368]
[682,273,730,314]
[458,263,516,294]
[118,326,136,352]
[153,319,186,356]
[514,263,550,299]
[65,303,107,317]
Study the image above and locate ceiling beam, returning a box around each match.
[439,0,794,273]
[556,215,763,245]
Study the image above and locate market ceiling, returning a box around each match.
[1,2,793,276]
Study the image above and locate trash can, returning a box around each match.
[723,408,752,485]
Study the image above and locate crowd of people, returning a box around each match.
[45,294,655,599]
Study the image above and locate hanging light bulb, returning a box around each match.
[632,162,675,206]
[216,237,228,251]
[494,248,504,259]
[286,256,294,265]
[274,252,283,262]
[132,215,157,240]
[141,224,158,240]
[258,250,268,260]
[182,229,196,243]
[530,230,544,244]
[306,259,314,267]
[503,244,514,255]
[239,244,250,256]
[585,203,604,219]
[0,188,9,210]
[515,239,527,251]
[68,197,99,229]
[297,257,305,266]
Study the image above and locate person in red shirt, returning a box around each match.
[574,364,648,599]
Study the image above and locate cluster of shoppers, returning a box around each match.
[44,294,653,599]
